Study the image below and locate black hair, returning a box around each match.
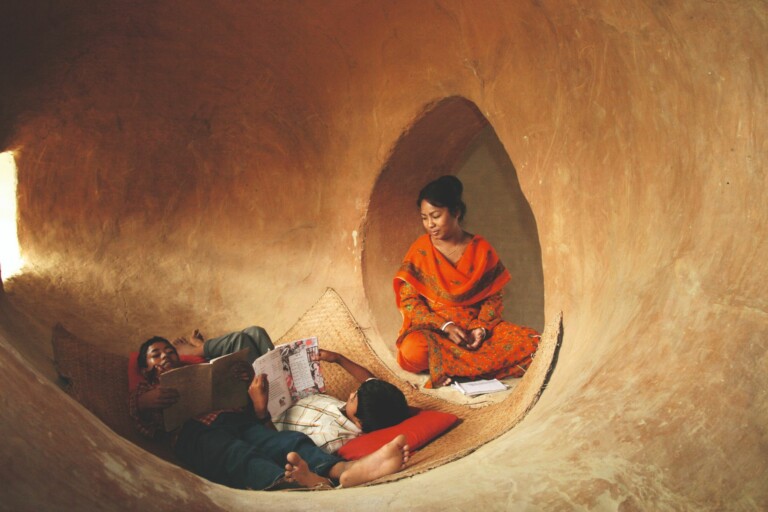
[417,175,467,221]
[137,336,174,370]
[355,379,411,433]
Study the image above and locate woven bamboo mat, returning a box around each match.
[276,288,563,485]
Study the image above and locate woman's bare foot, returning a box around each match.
[338,434,410,487]
[284,452,334,489]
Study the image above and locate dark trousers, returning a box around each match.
[203,325,274,363]
[174,412,343,490]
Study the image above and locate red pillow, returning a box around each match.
[128,352,207,391]
[337,409,458,460]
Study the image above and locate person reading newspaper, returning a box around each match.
[270,348,412,454]
[130,333,410,490]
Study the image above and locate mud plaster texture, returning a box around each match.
[1,1,766,510]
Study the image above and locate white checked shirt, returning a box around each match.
[273,394,362,454]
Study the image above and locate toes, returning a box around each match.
[284,463,298,481]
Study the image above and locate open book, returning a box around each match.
[159,348,251,431]
[252,336,326,419]
[451,378,508,396]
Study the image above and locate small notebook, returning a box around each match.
[452,378,508,396]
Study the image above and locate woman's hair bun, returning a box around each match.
[417,175,467,221]
[436,175,463,197]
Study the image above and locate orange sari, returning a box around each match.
[394,234,540,387]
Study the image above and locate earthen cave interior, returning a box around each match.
[1,1,766,510]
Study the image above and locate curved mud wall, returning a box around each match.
[1,1,766,510]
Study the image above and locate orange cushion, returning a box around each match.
[337,409,458,460]
[128,352,207,391]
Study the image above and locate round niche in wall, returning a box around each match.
[362,96,544,352]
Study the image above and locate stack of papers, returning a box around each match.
[452,378,508,396]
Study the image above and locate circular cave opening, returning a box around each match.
[362,96,544,351]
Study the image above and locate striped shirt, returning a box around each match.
[273,394,361,454]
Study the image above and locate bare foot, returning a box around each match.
[191,329,206,345]
[339,434,410,487]
[284,452,334,489]
[171,336,205,358]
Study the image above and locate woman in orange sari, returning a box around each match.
[394,175,540,388]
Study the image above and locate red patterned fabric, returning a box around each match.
[394,234,510,308]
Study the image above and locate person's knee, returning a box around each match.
[397,337,429,372]
[243,326,274,350]
[245,325,268,337]
[397,350,428,372]
[215,327,272,362]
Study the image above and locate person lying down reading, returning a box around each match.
[271,348,412,454]
[130,331,410,490]
[167,328,412,453]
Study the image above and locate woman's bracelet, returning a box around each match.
[441,321,455,332]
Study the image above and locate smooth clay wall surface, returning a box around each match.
[1,1,766,510]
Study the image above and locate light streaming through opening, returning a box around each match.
[0,151,24,281]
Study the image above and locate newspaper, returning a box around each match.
[252,336,326,418]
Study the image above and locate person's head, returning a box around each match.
[138,336,181,377]
[344,379,410,433]
[417,175,466,220]
[417,175,466,240]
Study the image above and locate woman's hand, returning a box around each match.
[137,386,179,411]
[467,328,486,350]
[314,349,341,364]
[444,323,469,346]
[249,373,270,420]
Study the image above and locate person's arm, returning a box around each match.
[136,384,181,411]
[248,373,276,430]
[129,381,179,439]
[315,349,375,382]
[466,291,504,349]
[468,291,504,332]
[399,281,469,346]
[398,281,447,330]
